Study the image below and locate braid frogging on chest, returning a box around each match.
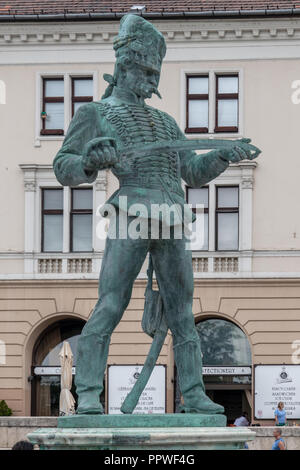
[97,102,181,184]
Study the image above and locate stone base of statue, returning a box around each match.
[27,414,255,450]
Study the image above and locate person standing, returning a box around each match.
[234,411,250,426]
[275,402,287,426]
[272,429,286,450]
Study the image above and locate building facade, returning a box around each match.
[1,1,300,424]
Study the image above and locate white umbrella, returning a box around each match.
[59,341,75,416]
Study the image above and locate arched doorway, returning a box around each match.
[197,318,252,424]
[175,317,252,423]
[31,319,85,416]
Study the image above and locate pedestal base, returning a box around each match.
[27,414,255,450]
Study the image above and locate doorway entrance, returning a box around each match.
[174,317,252,423]
[206,390,251,424]
[31,319,85,416]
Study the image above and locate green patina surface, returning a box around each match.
[53,13,261,417]
[28,423,255,450]
[58,413,226,428]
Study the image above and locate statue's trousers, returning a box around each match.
[75,215,209,412]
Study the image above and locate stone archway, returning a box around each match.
[23,313,86,416]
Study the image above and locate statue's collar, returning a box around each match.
[111,86,145,106]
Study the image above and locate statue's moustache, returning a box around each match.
[140,83,162,99]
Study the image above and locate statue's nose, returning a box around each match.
[147,75,157,86]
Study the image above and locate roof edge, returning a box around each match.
[0,9,300,22]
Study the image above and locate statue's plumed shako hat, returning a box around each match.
[113,14,166,73]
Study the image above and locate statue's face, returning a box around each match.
[125,64,160,99]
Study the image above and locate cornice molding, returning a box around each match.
[19,164,108,192]
[2,249,300,260]
[1,18,300,46]
[1,276,300,286]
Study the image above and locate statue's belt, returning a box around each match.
[118,178,184,197]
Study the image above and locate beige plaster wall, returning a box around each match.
[0,279,299,417]
[0,58,300,262]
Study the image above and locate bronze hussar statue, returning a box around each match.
[54,14,260,415]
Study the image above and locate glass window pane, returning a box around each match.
[73,101,90,115]
[45,79,64,97]
[42,335,81,366]
[217,213,238,250]
[43,214,63,251]
[72,214,93,252]
[218,76,238,94]
[34,321,84,366]
[196,318,252,366]
[73,78,93,97]
[188,187,208,208]
[43,189,63,210]
[190,212,208,250]
[72,189,93,210]
[218,99,238,127]
[188,76,208,94]
[45,102,64,129]
[218,187,239,208]
[36,375,61,416]
[188,100,208,128]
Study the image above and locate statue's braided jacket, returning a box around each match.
[53,92,229,224]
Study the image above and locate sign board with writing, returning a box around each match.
[34,366,76,375]
[203,366,251,375]
[107,365,166,414]
[255,365,300,419]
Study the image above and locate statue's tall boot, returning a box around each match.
[173,337,224,414]
[75,333,110,414]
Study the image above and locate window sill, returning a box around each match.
[39,135,64,140]
[34,135,65,147]
[185,132,243,140]
[37,252,96,257]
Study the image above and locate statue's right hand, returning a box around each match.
[82,137,118,172]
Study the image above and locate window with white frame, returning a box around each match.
[38,74,94,138]
[41,78,65,135]
[185,72,240,134]
[41,187,93,253]
[187,185,239,252]
[20,165,108,275]
[187,186,209,251]
[215,186,239,251]
[70,188,93,252]
[71,77,93,117]
[215,75,239,133]
[185,75,209,133]
[42,188,64,252]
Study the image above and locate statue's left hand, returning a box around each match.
[220,138,260,163]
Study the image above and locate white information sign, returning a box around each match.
[255,365,300,419]
[108,365,166,414]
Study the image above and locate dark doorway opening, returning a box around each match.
[31,319,87,416]
[206,390,246,425]
[174,317,253,422]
